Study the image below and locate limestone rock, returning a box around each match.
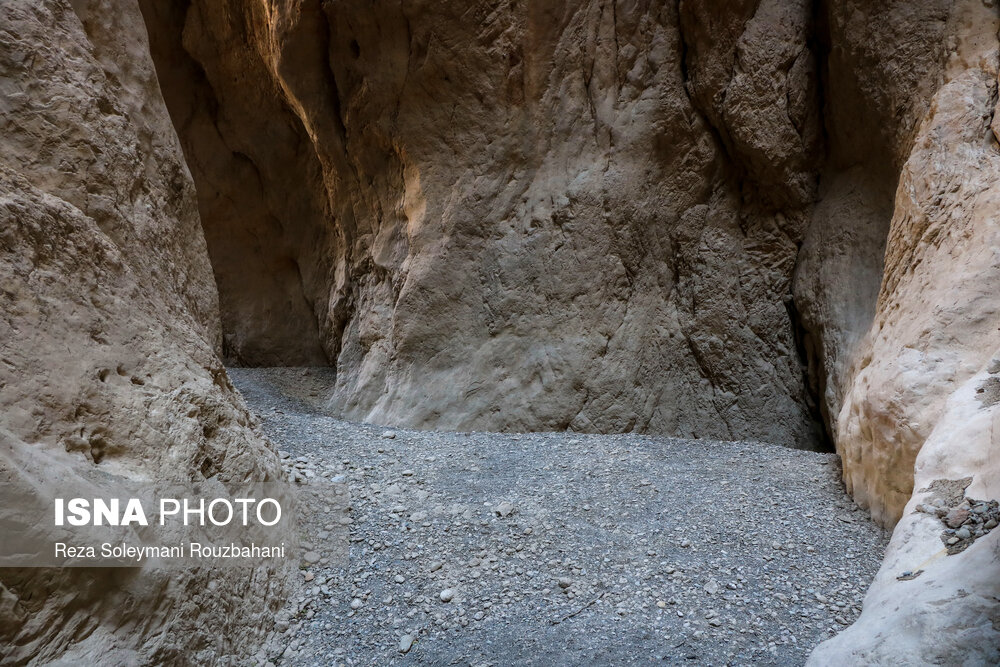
[3,0,999,663]
[0,0,290,663]
[808,0,1000,662]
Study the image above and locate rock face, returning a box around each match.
[142,0,825,447]
[808,1,1000,661]
[0,0,288,663]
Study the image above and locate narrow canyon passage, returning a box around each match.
[3,0,999,663]
[230,368,886,666]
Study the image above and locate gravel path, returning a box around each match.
[230,368,888,667]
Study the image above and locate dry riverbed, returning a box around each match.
[230,367,888,667]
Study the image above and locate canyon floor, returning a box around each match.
[229,368,888,667]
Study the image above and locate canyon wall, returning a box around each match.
[0,0,289,663]
[143,0,828,447]
[810,1,1000,661]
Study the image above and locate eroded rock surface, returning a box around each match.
[0,1,290,663]
[138,0,1000,661]
[808,1,1000,662]
[143,0,827,447]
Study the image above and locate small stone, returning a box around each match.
[947,536,960,545]
[429,561,443,572]
[985,518,998,530]
[945,508,970,528]
[704,580,719,595]
[402,469,415,477]
[382,430,396,439]
[303,551,321,564]
[439,588,455,603]
[394,575,406,583]
[558,577,572,589]
[398,634,415,654]
[955,527,972,540]
[350,598,362,610]
[494,501,516,517]
[679,539,691,548]
[303,572,314,582]
[708,618,723,627]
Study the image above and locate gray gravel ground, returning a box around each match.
[230,367,888,667]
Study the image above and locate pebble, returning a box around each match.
[350,599,363,610]
[398,634,415,654]
[439,588,455,603]
[945,508,969,528]
[303,551,321,564]
[382,431,397,439]
[495,501,516,517]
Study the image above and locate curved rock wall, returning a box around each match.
[810,1,1000,660]
[794,0,955,523]
[143,0,827,447]
[0,1,289,663]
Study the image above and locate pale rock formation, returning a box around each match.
[138,0,1000,657]
[0,1,288,663]
[809,0,1000,661]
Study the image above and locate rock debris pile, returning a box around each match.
[917,488,1000,556]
